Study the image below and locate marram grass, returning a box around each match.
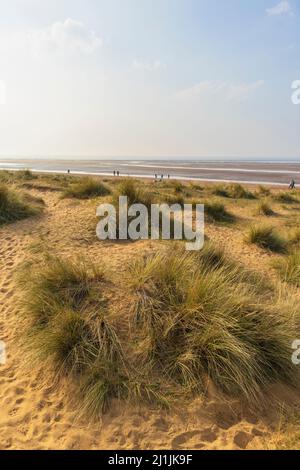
[245,225,287,253]
[273,251,300,287]
[63,177,111,199]
[130,245,298,401]
[0,184,42,225]
[18,244,300,418]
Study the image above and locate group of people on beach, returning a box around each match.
[155,174,170,182]
[111,171,171,181]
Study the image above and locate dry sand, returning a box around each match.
[1,182,300,450]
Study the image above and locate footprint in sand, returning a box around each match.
[8,407,19,417]
[171,428,218,449]
[233,431,253,449]
[152,417,169,432]
[1,438,13,449]
[15,398,24,406]
[42,413,52,424]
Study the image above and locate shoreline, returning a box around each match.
[0,166,295,187]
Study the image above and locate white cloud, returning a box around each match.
[266,1,293,16]
[178,80,265,102]
[4,18,103,57]
[133,59,165,71]
[31,18,102,55]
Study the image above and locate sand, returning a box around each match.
[1,182,300,450]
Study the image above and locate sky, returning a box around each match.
[0,0,299,159]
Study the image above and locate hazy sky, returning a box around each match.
[0,0,299,159]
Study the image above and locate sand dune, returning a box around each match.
[1,180,300,450]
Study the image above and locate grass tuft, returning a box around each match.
[171,181,184,193]
[0,184,42,225]
[256,200,274,216]
[213,184,256,200]
[257,185,271,197]
[195,241,227,269]
[17,169,37,181]
[288,228,300,247]
[129,246,297,402]
[17,256,106,324]
[273,251,300,287]
[212,185,230,198]
[18,255,128,416]
[113,178,153,207]
[245,225,287,253]
[205,201,235,223]
[63,177,111,199]
[275,192,299,204]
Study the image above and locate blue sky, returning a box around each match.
[0,0,299,158]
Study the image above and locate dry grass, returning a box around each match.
[288,227,300,247]
[256,200,274,216]
[257,185,271,197]
[273,251,300,287]
[275,191,299,204]
[0,184,43,225]
[212,183,256,200]
[113,178,154,207]
[17,256,127,416]
[205,201,235,223]
[63,177,111,199]
[245,225,287,253]
[264,408,300,450]
[17,243,300,418]
[129,245,297,402]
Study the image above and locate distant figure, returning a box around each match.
[167,174,170,179]
[113,170,116,176]
[117,171,120,177]
[289,179,296,190]
[155,174,157,180]
[67,169,70,174]
[161,174,164,180]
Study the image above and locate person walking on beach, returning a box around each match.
[289,179,296,190]
[113,170,116,177]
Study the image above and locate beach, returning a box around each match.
[1,159,300,186]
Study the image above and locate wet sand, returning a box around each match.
[1,158,300,186]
